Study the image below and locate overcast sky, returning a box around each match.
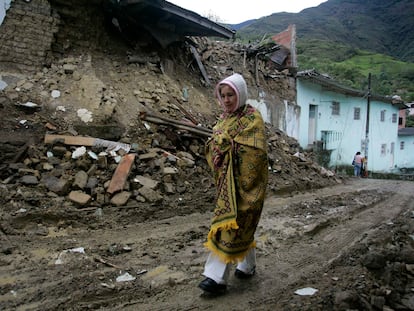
[169,0,328,24]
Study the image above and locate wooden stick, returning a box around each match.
[139,112,212,137]
[93,256,123,269]
[173,97,200,125]
[44,134,131,152]
[44,134,95,146]
[189,45,211,86]
[11,138,34,163]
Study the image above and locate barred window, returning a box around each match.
[331,101,340,115]
[392,113,397,123]
[354,107,360,120]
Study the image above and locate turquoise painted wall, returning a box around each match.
[396,135,414,172]
[297,79,405,172]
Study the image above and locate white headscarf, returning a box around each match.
[215,73,248,113]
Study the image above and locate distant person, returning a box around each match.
[198,73,268,295]
[353,151,364,177]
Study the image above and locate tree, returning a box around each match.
[406,114,414,127]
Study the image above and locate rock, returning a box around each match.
[138,186,163,203]
[134,175,159,189]
[363,251,387,270]
[139,152,158,161]
[401,294,414,310]
[95,188,107,205]
[85,177,99,192]
[63,64,76,74]
[51,146,68,157]
[163,182,175,194]
[73,170,88,190]
[42,176,71,196]
[20,175,39,185]
[163,167,178,175]
[68,191,91,206]
[110,191,131,206]
[177,157,195,168]
[42,163,54,171]
[334,290,360,310]
[370,295,385,310]
[399,245,414,264]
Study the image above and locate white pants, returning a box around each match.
[202,248,256,284]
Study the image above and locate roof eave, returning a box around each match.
[115,0,235,41]
[297,70,404,105]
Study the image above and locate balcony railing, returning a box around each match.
[321,130,343,150]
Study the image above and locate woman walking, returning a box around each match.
[198,73,268,294]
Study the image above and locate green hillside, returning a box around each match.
[296,40,414,101]
[234,0,414,101]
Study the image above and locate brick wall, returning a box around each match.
[0,0,59,73]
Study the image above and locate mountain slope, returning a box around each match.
[237,0,414,62]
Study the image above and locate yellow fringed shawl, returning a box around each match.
[204,105,268,264]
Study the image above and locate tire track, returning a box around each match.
[1,179,413,310]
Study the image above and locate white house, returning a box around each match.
[296,69,411,173]
[396,127,414,172]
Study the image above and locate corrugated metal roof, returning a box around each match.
[106,0,235,47]
[297,69,407,109]
[398,127,414,136]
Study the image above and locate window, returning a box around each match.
[381,144,386,155]
[354,107,360,120]
[331,101,340,115]
[400,141,405,150]
[399,117,403,125]
[392,113,397,123]
[380,110,386,122]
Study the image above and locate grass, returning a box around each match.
[296,40,414,101]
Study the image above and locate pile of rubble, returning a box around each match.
[0,31,340,221]
[0,95,338,217]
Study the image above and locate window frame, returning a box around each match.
[331,101,340,116]
[354,107,361,120]
[380,110,386,122]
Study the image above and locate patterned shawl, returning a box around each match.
[204,104,268,263]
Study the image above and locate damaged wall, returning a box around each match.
[0,0,122,73]
[0,0,300,139]
[196,37,298,136]
[254,72,298,139]
[0,0,59,72]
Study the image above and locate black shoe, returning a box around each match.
[198,277,226,294]
[234,267,255,279]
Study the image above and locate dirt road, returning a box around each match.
[1,178,413,310]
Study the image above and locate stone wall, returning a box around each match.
[0,0,59,73]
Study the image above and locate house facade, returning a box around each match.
[396,127,414,172]
[296,70,411,173]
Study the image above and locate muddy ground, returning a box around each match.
[0,12,414,310]
[1,177,414,311]
[0,91,413,310]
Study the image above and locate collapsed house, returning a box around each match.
[0,0,299,134]
[0,0,336,210]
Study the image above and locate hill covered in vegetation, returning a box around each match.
[233,0,414,101]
